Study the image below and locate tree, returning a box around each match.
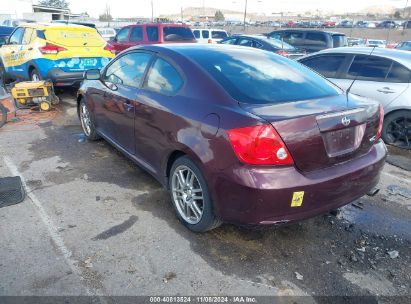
[38,0,69,9]
[214,10,225,22]
[394,11,401,19]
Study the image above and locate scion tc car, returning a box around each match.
[78,44,386,232]
[0,23,114,86]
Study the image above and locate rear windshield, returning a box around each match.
[163,27,194,41]
[211,31,228,39]
[44,28,105,47]
[187,47,340,104]
[332,35,347,47]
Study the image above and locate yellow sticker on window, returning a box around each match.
[291,191,304,207]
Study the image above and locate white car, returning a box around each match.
[192,29,228,43]
[97,27,116,41]
[299,47,411,149]
[365,39,386,48]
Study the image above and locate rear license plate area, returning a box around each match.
[322,124,366,157]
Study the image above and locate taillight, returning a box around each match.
[227,124,294,165]
[275,50,289,56]
[375,104,384,140]
[208,39,213,44]
[38,43,67,54]
[104,43,116,55]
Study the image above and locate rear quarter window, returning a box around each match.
[147,26,159,41]
[144,58,184,95]
[163,27,194,41]
[305,33,327,47]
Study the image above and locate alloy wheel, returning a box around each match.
[171,165,204,225]
[386,116,411,149]
[79,103,92,136]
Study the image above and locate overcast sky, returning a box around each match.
[47,0,410,18]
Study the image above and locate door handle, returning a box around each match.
[377,87,395,94]
[10,51,15,54]
[123,101,134,112]
[27,47,33,51]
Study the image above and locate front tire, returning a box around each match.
[79,98,100,141]
[169,156,221,232]
[381,110,411,149]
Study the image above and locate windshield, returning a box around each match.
[211,31,228,39]
[186,47,341,104]
[265,38,296,50]
[163,27,195,41]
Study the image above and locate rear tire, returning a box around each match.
[79,98,100,141]
[169,156,222,232]
[30,68,42,81]
[0,103,7,128]
[0,60,6,86]
[381,110,411,150]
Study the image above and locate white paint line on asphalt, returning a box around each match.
[382,172,411,185]
[3,156,106,302]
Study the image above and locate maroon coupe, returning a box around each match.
[78,44,386,232]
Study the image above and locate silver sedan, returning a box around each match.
[298,47,411,149]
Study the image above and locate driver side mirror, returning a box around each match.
[84,69,101,80]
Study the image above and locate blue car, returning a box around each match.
[0,26,14,46]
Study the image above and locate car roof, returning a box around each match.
[134,43,268,56]
[302,47,411,69]
[18,23,95,30]
[194,28,227,31]
[270,29,344,35]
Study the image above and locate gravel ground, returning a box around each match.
[0,91,410,302]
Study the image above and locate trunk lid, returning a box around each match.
[240,94,380,172]
[45,27,106,47]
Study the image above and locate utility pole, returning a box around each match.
[243,0,248,31]
[404,0,409,18]
[151,0,154,22]
[181,7,183,22]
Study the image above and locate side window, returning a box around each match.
[211,31,227,39]
[238,38,253,47]
[22,28,34,45]
[193,30,200,39]
[220,38,237,45]
[144,58,184,95]
[116,27,130,42]
[104,52,152,88]
[146,26,159,41]
[300,55,346,78]
[8,27,24,45]
[130,26,143,42]
[269,33,282,40]
[387,62,411,83]
[305,33,327,47]
[253,41,263,49]
[282,32,303,44]
[347,55,392,81]
[202,30,209,39]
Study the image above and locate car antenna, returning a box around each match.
[346,46,376,100]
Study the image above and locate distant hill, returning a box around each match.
[360,5,396,15]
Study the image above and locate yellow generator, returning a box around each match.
[11,81,59,111]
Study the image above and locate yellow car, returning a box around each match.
[0,23,115,86]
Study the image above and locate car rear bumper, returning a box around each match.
[47,68,85,86]
[211,140,387,225]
